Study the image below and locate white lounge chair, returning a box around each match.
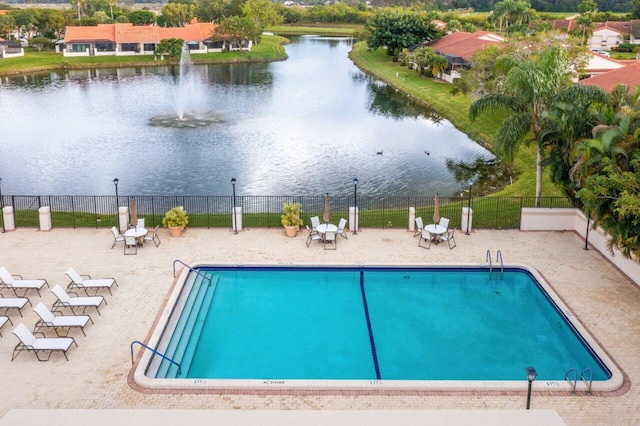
[11,323,77,361]
[0,295,31,317]
[337,218,348,239]
[33,302,93,337]
[0,267,49,297]
[414,217,424,237]
[144,225,161,247]
[0,315,12,337]
[418,229,432,249]
[66,267,118,296]
[51,284,106,316]
[110,226,124,249]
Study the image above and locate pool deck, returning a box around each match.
[0,226,638,425]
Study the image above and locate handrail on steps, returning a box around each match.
[486,250,493,274]
[496,250,504,274]
[130,340,181,374]
[173,259,211,284]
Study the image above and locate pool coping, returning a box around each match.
[130,263,625,395]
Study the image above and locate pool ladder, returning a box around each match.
[485,250,504,278]
[130,340,181,375]
[565,367,593,394]
[173,259,212,286]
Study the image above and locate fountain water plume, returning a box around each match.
[150,43,223,128]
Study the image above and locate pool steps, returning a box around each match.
[155,272,218,378]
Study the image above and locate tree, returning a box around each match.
[428,53,449,78]
[214,16,258,52]
[160,2,196,27]
[577,0,598,14]
[0,14,16,40]
[241,0,283,42]
[469,46,574,205]
[129,10,156,26]
[29,36,51,51]
[365,9,437,57]
[155,38,184,57]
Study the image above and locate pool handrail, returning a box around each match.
[565,367,578,394]
[581,367,593,394]
[486,250,493,274]
[130,340,181,375]
[173,259,211,285]
[496,250,504,274]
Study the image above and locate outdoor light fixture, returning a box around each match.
[525,366,537,409]
[353,178,358,235]
[231,178,237,235]
[465,178,474,235]
[0,177,5,233]
[113,178,119,212]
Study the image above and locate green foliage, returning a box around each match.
[154,38,184,57]
[160,2,196,27]
[162,207,189,228]
[365,9,437,57]
[214,16,258,50]
[29,37,51,51]
[242,0,283,32]
[280,202,303,227]
[129,10,157,26]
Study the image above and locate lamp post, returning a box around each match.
[113,177,119,212]
[353,178,358,235]
[525,366,537,409]
[0,177,5,233]
[231,178,237,235]
[584,212,591,250]
[465,178,474,235]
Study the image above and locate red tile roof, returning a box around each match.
[578,61,640,93]
[426,31,504,60]
[64,23,216,44]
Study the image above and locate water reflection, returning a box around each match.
[0,36,493,196]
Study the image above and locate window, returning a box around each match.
[95,43,115,52]
[143,43,155,52]
[120,43,138,52]
[72,43,89,52]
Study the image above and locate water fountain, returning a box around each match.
[149,43,223,128]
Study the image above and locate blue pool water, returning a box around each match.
[152,266,610,381]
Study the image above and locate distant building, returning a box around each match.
[58,22,251,57]
[426,31,504,83]
[578,61,640,93]
[0,39,24,59]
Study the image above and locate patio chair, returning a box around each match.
[110,226,125,249]
[310,216,321,232]
[33,302,93,337]
[144,225,161,247]
[0,267,49,297]
[51,284,106,316]
[136,218,145,229]
[11,323,77,361]
[439,217,450,230]
[305,225,321,248]
[0,316,12,337]
[65,267,118,296]
[124,235,137,255]
[337,218,348,239]
[440,228,457,250]
[414,217,424,237]
[418,229,432,249]
[0,295,31,317]
[324,230,337,250]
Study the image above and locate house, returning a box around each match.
[578,61,640,93]
[425,31,504,83]
[580,51,626,79]
[58,22,251,57]
[0,39,24,59]
[589,22,627,50]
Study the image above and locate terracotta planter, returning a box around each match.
[169,226,183,237]
[283,225,298,237]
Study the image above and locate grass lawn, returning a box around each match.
[0,35,288,76]
[265,24,361,36]
[349,42,564,198]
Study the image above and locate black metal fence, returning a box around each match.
[0,194,575,231]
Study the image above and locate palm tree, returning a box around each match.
[469,46,573,205]
[428,54,449,79]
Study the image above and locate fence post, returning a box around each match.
[2,206,15,231]
[39,206,52,231]
[408,206,416,232]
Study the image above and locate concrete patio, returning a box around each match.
[0,226,638,425]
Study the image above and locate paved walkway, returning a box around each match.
[0,227,638,425]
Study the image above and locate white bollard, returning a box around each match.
[408,207,416,232]
[38,206,52,231]
[461,207,473,234]
[118,206,129,233]
[2,206,15,231]
[349,207,359,233]
[232,206,243,232]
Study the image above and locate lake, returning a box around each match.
[0,36,492,196]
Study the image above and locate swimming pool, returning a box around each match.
[135,265,623,392]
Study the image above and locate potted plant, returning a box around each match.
[162,206,188,237]
[281,202,303,237]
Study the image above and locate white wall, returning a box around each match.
[521,208,640,286]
